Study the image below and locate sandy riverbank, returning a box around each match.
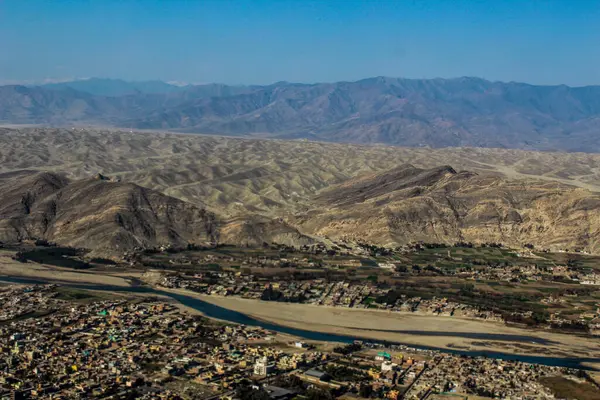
[0,253,138,287]
[161,287,600,362]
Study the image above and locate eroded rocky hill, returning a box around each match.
[0,170,313,254]
[0,171,218,252]
[4,128,600,254]
[296,165,600,252]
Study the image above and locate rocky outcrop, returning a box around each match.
[220,216,314,247]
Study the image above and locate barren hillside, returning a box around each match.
[3,127,600,216]
[3,127,600,253]
[297,165,600,251]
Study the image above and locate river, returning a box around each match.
[1,275,598,370]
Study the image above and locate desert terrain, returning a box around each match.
[3,127,600,219]
[2,126,600,370]
[5,127,600,252]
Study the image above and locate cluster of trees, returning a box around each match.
[33,239,56,247]
[332,342,362,355]
[480,242,503,248]
[89,257,117,265]
[141,242,226,255]
[394,264,445,275]
[407,241,504,251]
[454,242,475,248]
[13,247,91,269]
[373,280,554,326]
[325,364,369,382]
[235,382,271,400]
[550,320,590,332]
[409,242,447,250]
[240,376,337,400]
[272,374,304,389]
[260,284,307,303]
[503,310,550,326]
[357,243,394,256]
[359,384,373,398]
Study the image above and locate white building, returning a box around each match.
[254,356,274,376]
[381,361,395,372]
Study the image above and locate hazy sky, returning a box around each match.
[1,0,599,86]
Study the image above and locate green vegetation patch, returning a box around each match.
[539,376,600,400]
[54,287,113,303]
[15,247,92,269]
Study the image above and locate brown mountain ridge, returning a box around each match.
[4,128,600,254]
[0,171,218,253]
[3,165,600,254]
[0,171,313,254]
[296,164,600,252]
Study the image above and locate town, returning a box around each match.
[1,283,599,399]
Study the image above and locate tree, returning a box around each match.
[395,265,408,273]
[306,388,333,400]
[359,384,373,398]
[236,384,271,400]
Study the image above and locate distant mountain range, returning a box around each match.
[2,77,600,152]
[39,78,190,96]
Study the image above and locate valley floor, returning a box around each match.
[2,252,600,370]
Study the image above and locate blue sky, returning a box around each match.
[1,0,599,86]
